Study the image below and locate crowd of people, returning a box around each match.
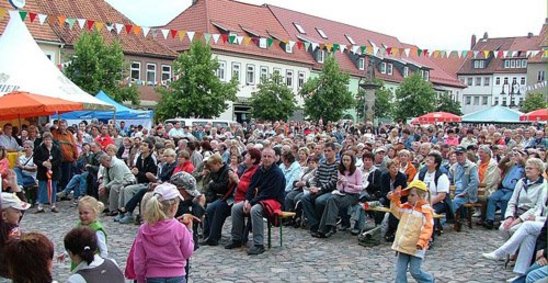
[0,118,546,282]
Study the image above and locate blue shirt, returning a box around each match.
[501,164,524,190]
[449,160,479,202]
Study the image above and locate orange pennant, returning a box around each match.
[48,16,57,26]
[95,22,104,31]
[57,15,66,26]
[0,8,6,20]
[243,36,252,45]
[132,26,142,36]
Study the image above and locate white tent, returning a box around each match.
[0,11,112,110]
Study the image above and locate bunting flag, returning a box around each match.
[28,12,37,23]
[332,43,339,52]
[77,18,86,29]
[296,41,303,50]
[114,23,123,34]
[543,50,548,58]
[57,15,66,26]
[212,33,220,44]
[19,11,27,21]
[95,22,104,32]
[169,29,177,39]
[0,8,6,20]
[38,13,47,25]
[404,48,411,57]
[66,18,76,30]
[236,35,244,45]
[133,26,142,36]
[160,29,169,40]
[228,35,236,44]
[304,41,310,51]
[243,36,252,45]
[497,50,504,58]
[221,34,228,43]
[267,38,273,47]
[340,44,347,53]
[142,27,150,37]
[85,20,94,30]
[124,24,133,34]
[105,23,114,32]
[204,33,211,44]
[187,31,195,42]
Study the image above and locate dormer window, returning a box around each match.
[422,70,430,81]
[345,34,356,45]
[293,23,306,34]
[403,66,409,78]
[316,50,325,63]
[387,63,393,75]
[473,60,485,69]
[358,58,365,70]
[316,28,328,39]
[285,43,293,53]
[379,62,386,74]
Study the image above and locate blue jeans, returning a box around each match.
[13,167,36,187]
[146,276,186,283]
[486,189,513,221]
[512,263,548,283]
[302,192,332,231]
[61,172,88,199]
[38,179,58,205]
[395,252,434,283]
[453,196,470,217]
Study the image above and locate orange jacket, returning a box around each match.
[53,130,78,162]
[403,163,417,183]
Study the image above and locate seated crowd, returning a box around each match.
[0,119,546,282]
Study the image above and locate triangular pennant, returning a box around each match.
[47,16,57,26]
[296,41,303,50]
[169,29,178,39]
[124,24,133,34]
[512,51,519,57]
[543,50,548,58]
[95,22,104,32]
[472,50,479,58]
[29,12,37,23]
[37,14,48,25]
[360,45,366,55]
[482,50,490,58]
[115,23,124,34]
[251,37,259,45]
[132,26,142,36]
[19,11,27,21]
[460,50,467,58]
[105,23,114,32]
[66,18,76,30]
[204,33,211,44]
[386,47,392,56]
[304,41,310,51]
[288,40,296,49]
[142,27,150,37]
[212,34,220,44]
[332,43,339,52]
[236,35,244,45]
[417,48,423,57]
[267,38,274,47]
[503,50,509,58]
[404,48,411,57]
[311,42,318,50]
[340,44,347,53]
[0,8,6,20]
[187,31,195,42]
[530,50,540,57]
[160,29,169,40]
[350,45,358,54]
[57,15,66,26]
[221,34,228,43]
[77,18,86,29]
[86,20,95,31]
[243,36,252,45]
[195,32,203,42]
[497,50,504,58]
[177,30,186,41]
[373,46,380,56]
[228,35,236,44]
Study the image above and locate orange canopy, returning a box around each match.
[519,108,548,122]
[0,91,83,120]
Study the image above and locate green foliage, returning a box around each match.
[156,41,238,121]
[250,73,296,121]
[435,93,462,115]
[64,31,139,105]
[520,92,548,113]
[393,73,436,121]
[299,55,354,122]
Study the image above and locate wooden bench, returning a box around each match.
[450,185,486,229]
[266,211,296,249]
[364,206,445,219]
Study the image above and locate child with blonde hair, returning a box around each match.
[132,183,194,283]
[388,180,435,283]
[73,196,108,266]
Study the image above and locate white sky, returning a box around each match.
[107,0,547,50]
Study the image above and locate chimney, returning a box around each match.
[527,32,534,38]
[192,0,198,5]
[483,32,488,40]
[471,34,477,49]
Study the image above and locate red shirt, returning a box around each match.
[95,135,114,150]
[234,165,259,202]
[173,161,194,174]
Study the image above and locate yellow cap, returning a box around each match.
[403,180,428,193]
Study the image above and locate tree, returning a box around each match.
[520,92,548,113]
[392,73,436,121]
[156,41,238,121]
[435,93,462,115]
[299,55,354,122]
[250,73,296,121]
[355,80,393,120]
[64,31,139,105]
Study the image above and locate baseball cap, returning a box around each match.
[455,146,467,154]
[373,146,387,155]
[153,183,184,202]
[1,192,30,211]
[170,172,200,197]
[403,180,428,193]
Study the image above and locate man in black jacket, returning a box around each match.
[224,148,285,255]
[202,154,229,241]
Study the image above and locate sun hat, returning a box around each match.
[1,192,30,210]
[153,183,184,202]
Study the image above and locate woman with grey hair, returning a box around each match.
[14,140,37,189]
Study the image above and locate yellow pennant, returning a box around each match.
[243,36,252,45]
[95,22,104,32]
[178,30,186,41]
[483,50,490,58]
[0,8,6,19]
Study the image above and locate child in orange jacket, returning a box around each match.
[388,180,435,283]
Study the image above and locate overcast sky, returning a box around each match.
[107,0,547,50]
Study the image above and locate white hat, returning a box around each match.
[1,193,30,210]
[373,146,387,155]
[153,183,184,202]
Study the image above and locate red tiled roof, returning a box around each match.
[0,0,60,43]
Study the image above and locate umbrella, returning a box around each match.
[519,109,548,122]
[0,91,83,120]
[412,111,462,124]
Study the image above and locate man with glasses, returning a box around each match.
[98,154,136,217]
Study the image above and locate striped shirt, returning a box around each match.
[312,159,338,193]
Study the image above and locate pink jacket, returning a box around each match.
[133,218,194,282]
[336,169,363,194]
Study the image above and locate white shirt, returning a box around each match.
[18,154,37,179]
[414,170,450,197]
[66,255,118,283]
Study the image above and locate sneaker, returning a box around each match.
[506,276,520,283]
[224,241,242,249]
[34,207,45,214]
[51,207,59,213]
[350,228,361,235]
[247,245,265,255]
[483,220,494,230]
[118,214,134,224]
[113,213,125,222]
[482,252,503,261]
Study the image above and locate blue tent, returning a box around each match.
[60,91,153,121]
[462,106,524,123]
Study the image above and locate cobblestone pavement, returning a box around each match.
[21,201,515,283]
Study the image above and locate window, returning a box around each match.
[520,77,526,85]
[484,77,490,86]
[293,22,306,34]
[380,62,386,74]
[146,63,156,84]
[510,60,515,68]
[494,97,499,105]
[475,77,481,86]
[465,96,471,105]
[216,61,226,81]
[298,71,305,88]
[496,77,500,85]
[260,66,269,81]
[387,63,393,75]
[231,62,241,82]
[273,68,281,83]
[316,28,328,39]
[316,50,325,63]
[161,65,171,82]
[130,62,141,81]
[502,97,507,106]
[246,64,255,85]
[422,70,429,81]
[482,96,488,105]
[474,96,479,105]
[467,77,473,86]
[474,60,485,69]
[521,59,527,68]
[285,43,293,53]
[286,70,293,87]
[504,77,509,85]
[538,70,545,82]
[358,58,365,70]
[345,34,356,45]
[504,60,510,68]
[516,60,521,68]
[403,67,409,78]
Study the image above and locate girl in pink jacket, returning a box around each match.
[133,183,194,283]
